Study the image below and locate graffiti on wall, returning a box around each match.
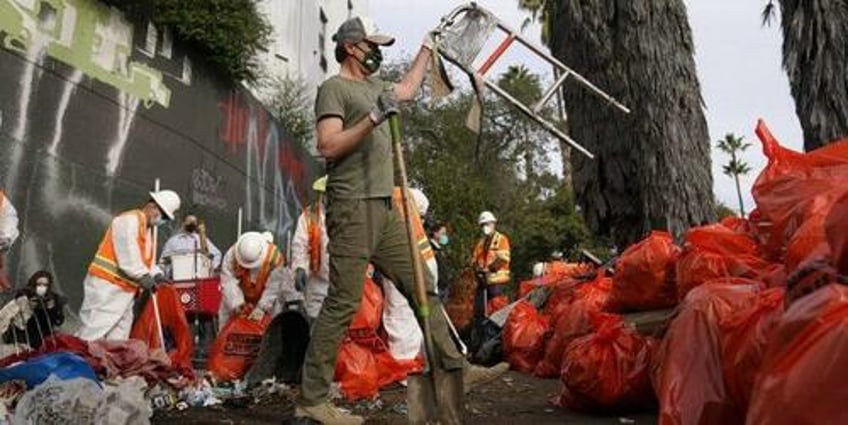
[0,0,172,107]
[219,92,310,241]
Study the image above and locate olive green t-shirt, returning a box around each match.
[314,75,394,199]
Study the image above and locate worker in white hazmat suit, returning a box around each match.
[219,231,288,325]
[77,190,181,341]
[291,176,330,320]
[379,188,431,363]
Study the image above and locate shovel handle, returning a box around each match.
[389,114,440,381]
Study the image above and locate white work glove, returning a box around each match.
[247,306,265,322]
[368,91,400,125]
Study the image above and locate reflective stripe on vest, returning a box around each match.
[391,188,435,261]
[473,232,511,285]
[87,210,152,293]
[234,244,283,304]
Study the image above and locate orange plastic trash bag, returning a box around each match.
[747,284,848,425]
[652,282,763,425]
[534,301,618,378]
[502,301,550,373]
[825,190,848,274]
[334,340,380,401]
[751,120,848,260]
[570,275,613,310]
[207,313,271,381]
[610,231,680,311]
[130,285,194,374]
[676,250,771,299]
[487,295,509,316]
[556,313,655,412]
[349,278,383,331]
[719,287,784,417]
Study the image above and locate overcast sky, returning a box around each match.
[369,0,803,214]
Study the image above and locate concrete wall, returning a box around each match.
[0,0,319,310]
[256,0,370,95]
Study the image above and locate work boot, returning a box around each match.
[294,402,364,425]
[463,361,509,394]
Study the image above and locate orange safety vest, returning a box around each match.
[391,188,435,261]
[473,231,511,285]
[233,243,284,304]
[87,210,153,293]
[305,203,323,274]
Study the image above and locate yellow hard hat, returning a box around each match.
[312,176,327,192]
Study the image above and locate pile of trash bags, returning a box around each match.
[499,120,848,423]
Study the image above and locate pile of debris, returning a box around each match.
[498,120,848,424]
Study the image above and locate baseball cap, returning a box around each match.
[332,17,395,46]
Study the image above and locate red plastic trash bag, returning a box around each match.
[556,313,655,412]
[335,340,380,400]
[719,287,784,416]
[502,301,550,373]
[542,277,582,318]
[207,313,271,381]
[534,301,618,378]
[751,120,848,259]
[130,285,194,373]
[610,231,680,311]
[652,283,763,425]
[487,295,509,316]
[746,284,848,425]
[570,275,613,311]
[825,189,848,274]
[685,224,759,256]
[783,189,848,272]
[350,278,383,331]
[676,248,770,300]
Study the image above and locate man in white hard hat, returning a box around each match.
[291,176,330,320]
[0,190,19,290]
[472,211,511,315]
[77,190,181,341]
[219,231,285,325]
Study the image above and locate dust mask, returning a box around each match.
[356,44,383,74]
[482,224,494,236]
[35,285,48,297]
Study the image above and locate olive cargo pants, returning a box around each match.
[300,197,464,406]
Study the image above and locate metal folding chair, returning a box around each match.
[433,2,630,159]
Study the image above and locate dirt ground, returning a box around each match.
[153,371,658,424]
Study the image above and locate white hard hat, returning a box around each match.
[551,250,564,260]
[149,190,181,220]
[532,262,545,277]
[478,211,496,224]
[409,188,429,217]
[261,231,274,243]
[235,232,269,269]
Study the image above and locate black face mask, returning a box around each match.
[356,44,382,74]
[185,224,198,233]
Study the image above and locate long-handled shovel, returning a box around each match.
[389,114,464,424]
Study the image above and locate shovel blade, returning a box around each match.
[407,373,437,424]
[407,370,465,425]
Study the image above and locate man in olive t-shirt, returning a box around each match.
[294,17,464,425]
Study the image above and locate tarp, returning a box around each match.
[0,352,97,389]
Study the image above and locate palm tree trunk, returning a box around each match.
[778,0,848,151]
[734,174,746,217]
[548,0,715,247]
